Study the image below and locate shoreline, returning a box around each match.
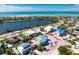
[0,15,79,23]
[0,23,49,35]
[0,14,79,17]
[0,19,32,23]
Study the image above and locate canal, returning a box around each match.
[0,19,53,34]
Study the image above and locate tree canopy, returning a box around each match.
[58,46,72,55]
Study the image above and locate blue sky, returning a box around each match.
[0,4,79,12]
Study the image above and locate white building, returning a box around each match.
[75,22,79,30]
[12,48,20,55]
[17,43,33,55]
[32,27,40,33]
[23,29,36,36]
[75,41,79,48]
[7,44,13,48]
[44,26,54,32]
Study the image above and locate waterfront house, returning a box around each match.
[17,43,33,55]
[23,29,36,36]
[32,27,40,33]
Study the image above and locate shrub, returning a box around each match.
[58,46,72,55]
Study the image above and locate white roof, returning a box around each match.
[76,41,79,46]
[75,22,79,29]
[12,48,20,54]
[75,32,79,35]
[17,47,23,54]
[7,44,13,48]
[44,26,53,32]
[23,29,35,36]
[32,28,40,33]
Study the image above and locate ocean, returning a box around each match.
[0,12,79,16]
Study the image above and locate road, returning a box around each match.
[43,33,71,55]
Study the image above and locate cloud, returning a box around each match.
[0,4,69,12]
[0,4,79,12]
[64,4,79,12]
[0,4,43,12]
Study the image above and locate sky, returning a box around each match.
[0,4,79,12]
